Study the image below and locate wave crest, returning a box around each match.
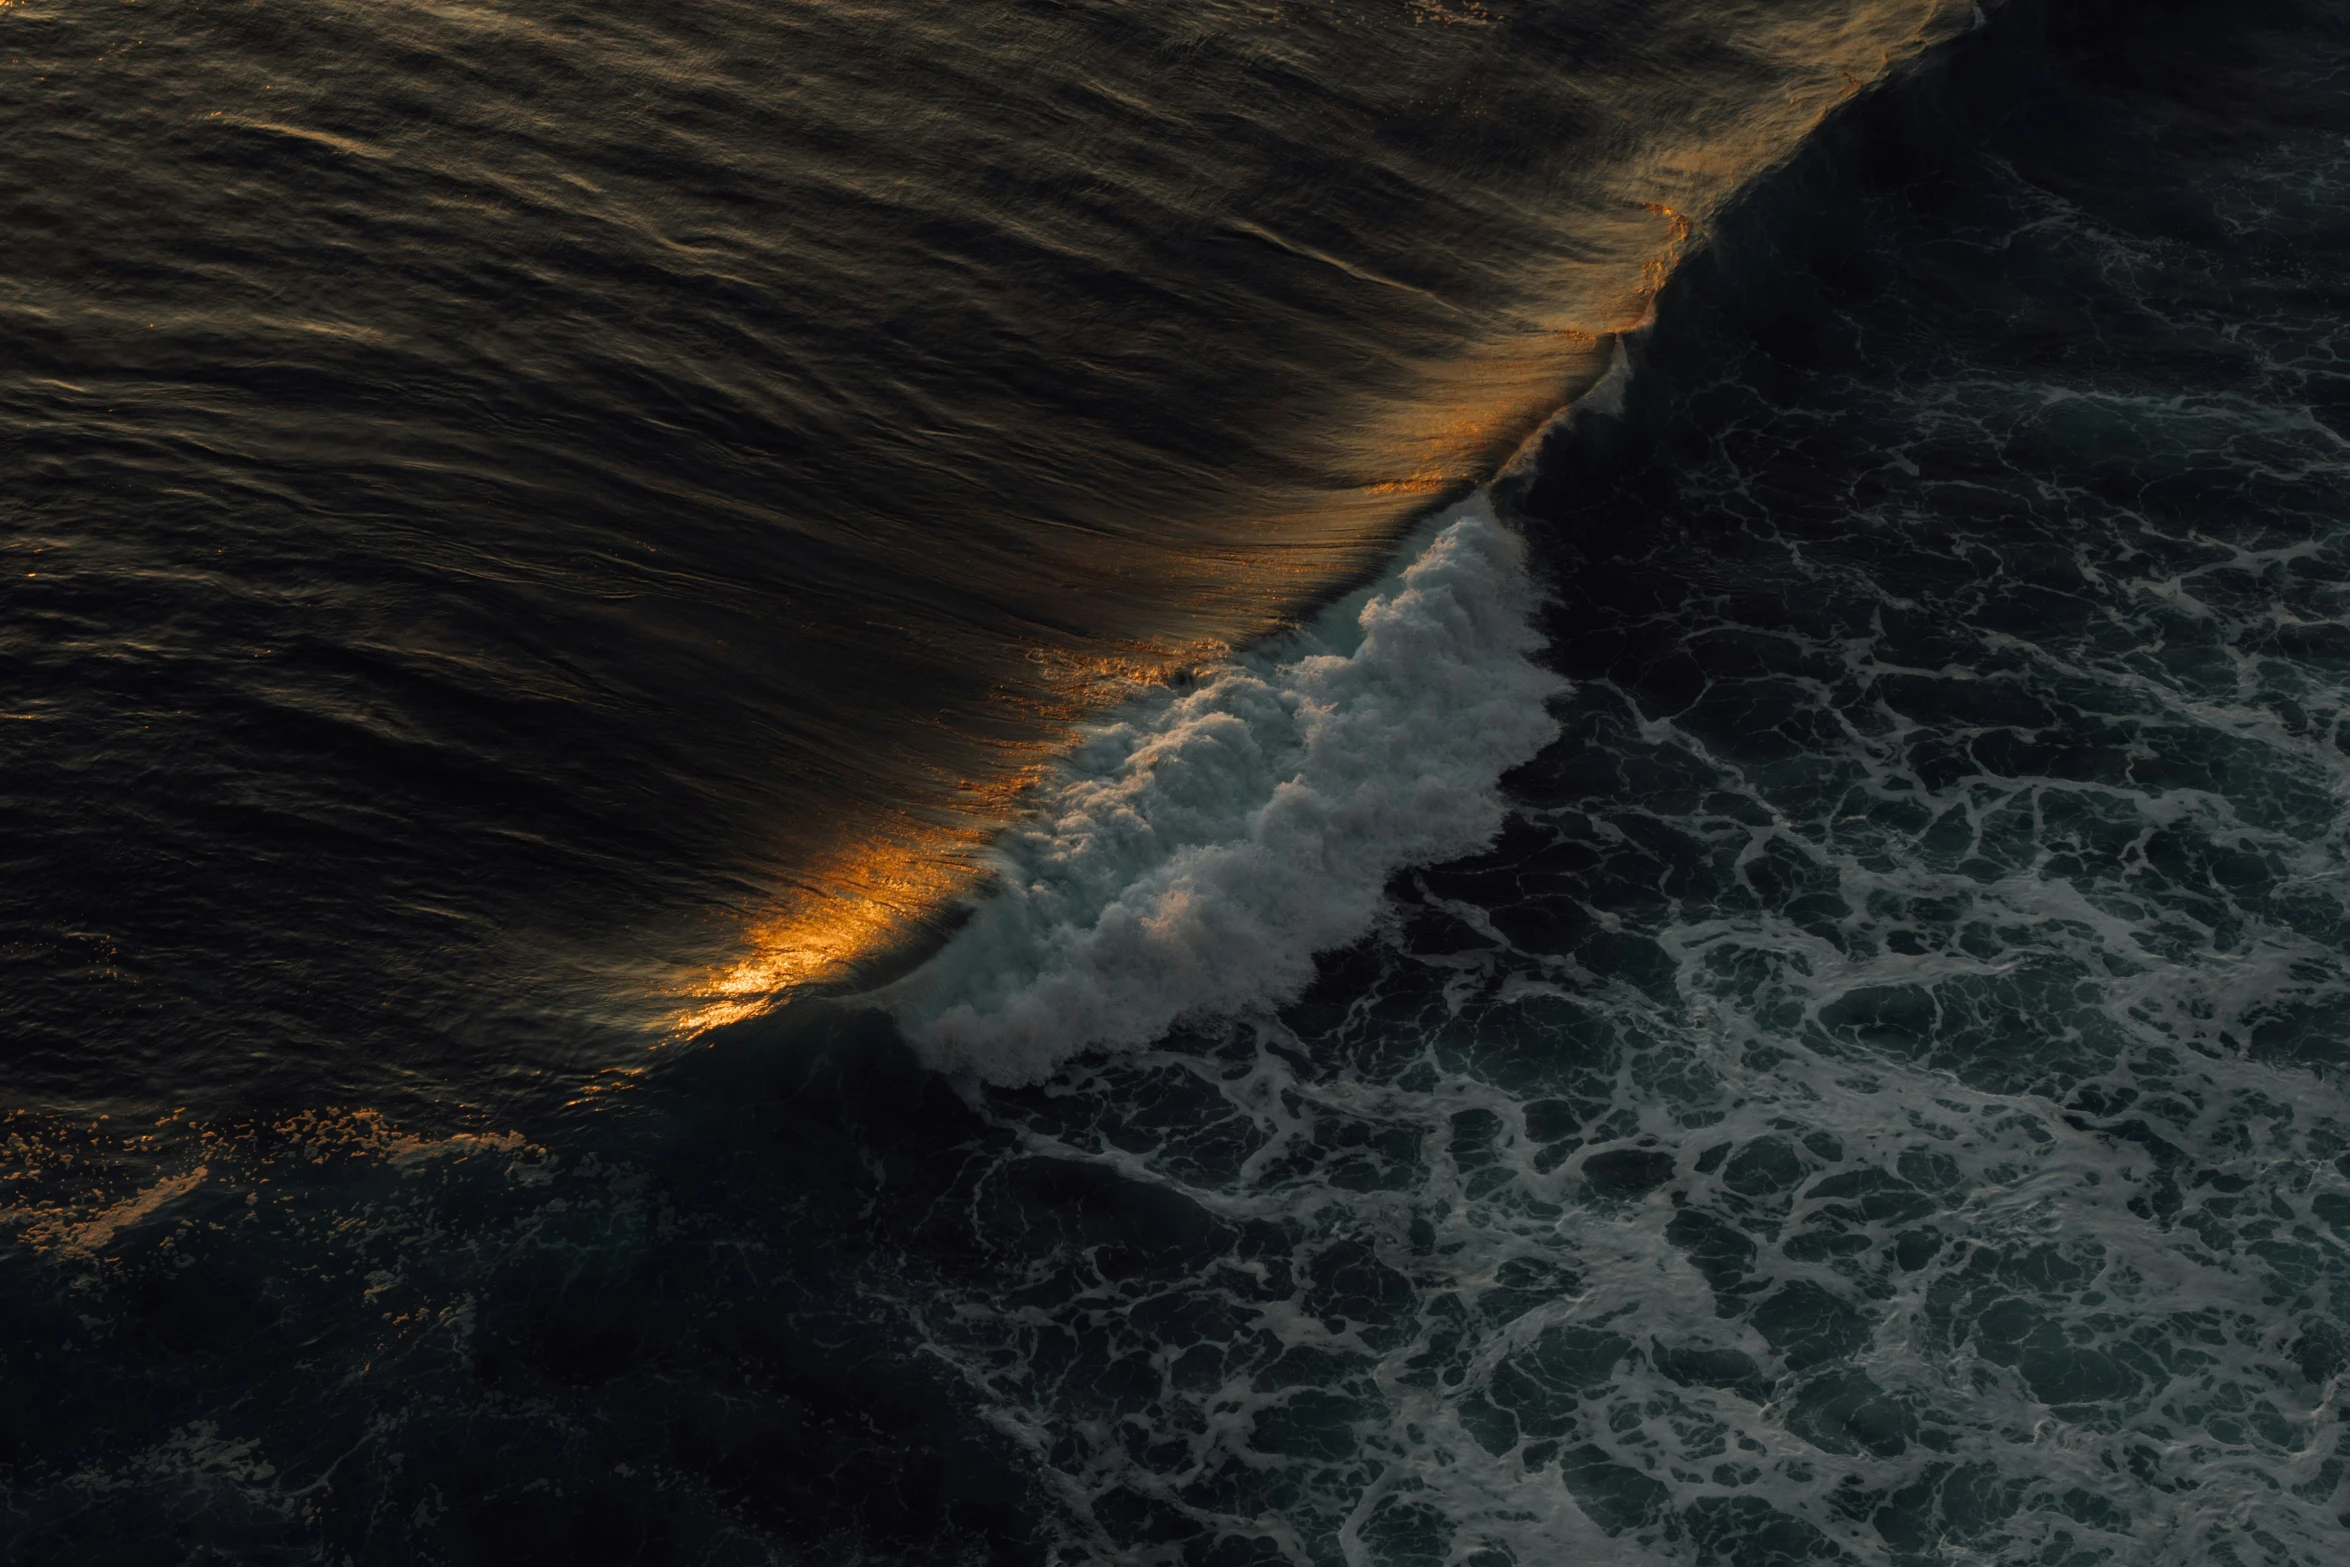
[885,497,1564,1084]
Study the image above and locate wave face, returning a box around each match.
[892,499,1564,1083]
[0,0,1964,1107]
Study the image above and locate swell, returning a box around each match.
[0,0,1984,1111]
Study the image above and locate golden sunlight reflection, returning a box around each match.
[671,618,1257,1036]
[665,300,1655,1039]
[2,1107,542,1260]
[671,836,983,1035]
[657,9,1952,1042]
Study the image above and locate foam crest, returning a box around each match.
[884,497,1565,1084]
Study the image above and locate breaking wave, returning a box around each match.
[885,489,1568,1084]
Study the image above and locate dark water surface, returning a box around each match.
[7,0,2350,1562]
[2,0,1956,1108]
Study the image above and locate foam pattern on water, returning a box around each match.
[876,42,2350,1563]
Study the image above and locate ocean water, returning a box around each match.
[0,0,1962,1103]
[6,0,2350,1562]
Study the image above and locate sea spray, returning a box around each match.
[886,497,1566,1083]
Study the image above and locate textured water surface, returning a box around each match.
[5,0,2350,1563]
[0,0,1959,1107]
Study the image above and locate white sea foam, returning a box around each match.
[883,493,1566,1084]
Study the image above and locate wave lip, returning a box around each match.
[885,495,1564,1084]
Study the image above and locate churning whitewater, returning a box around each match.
[889,497,1564,1084]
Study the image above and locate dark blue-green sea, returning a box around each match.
[6,0,2350,1561]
